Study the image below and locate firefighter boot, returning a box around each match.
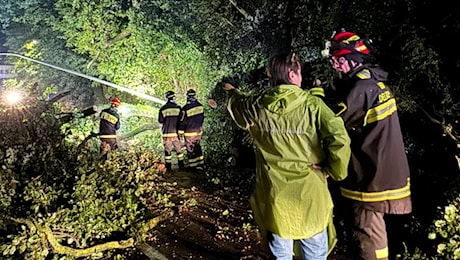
[178,160,185,170]
[165,162,172,172]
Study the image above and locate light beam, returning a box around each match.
[0,53,166,105]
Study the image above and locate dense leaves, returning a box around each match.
[1,0,460,258]
[0,92,174,259]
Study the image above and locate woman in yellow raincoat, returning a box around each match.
[224,51,351,259]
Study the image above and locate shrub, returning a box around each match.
[0,92,170,259]
[428,194,460,260]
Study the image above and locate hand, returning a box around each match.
[312,164,329,178]
[223,83,235,91]
[312,164,322,170]
[314,79,321,87]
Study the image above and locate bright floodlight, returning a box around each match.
[6,91,22,104]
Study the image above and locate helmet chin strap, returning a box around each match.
[347,59,355,71]
[346,58,362,73]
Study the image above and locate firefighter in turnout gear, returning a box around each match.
[158,90,184,171]
[179,89,205,170]
[323,29,412,260]
[99,97,121,160]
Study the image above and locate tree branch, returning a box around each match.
[228,0,253,21]
[119,123,161,139]
[418,105,460,169]
[10,209,174,258]
[418,105,458,142]
[87,29,132,69]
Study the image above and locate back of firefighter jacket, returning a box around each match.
[158,100,181,137]
[180,99,204,134]
[99,107,120,136]
[337,64,411,208]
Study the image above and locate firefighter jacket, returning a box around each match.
[336,64,411,213]
[99,106,120,139]
[226,84,351,242]
[179,97,204,136]
[158,100,181,138]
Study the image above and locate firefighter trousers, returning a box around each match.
[162,136,184,170]
[352,205,388,260]
[184,135,204,168]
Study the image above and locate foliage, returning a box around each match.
[0,89,173,259]
[51,0,224,106]
[1,0,97,107]
[201,102,241,168]
[62,101,163,152]
[202,77,258,169]
[117,103,163,151]
[2,1,460,258]
[427,191,460,260]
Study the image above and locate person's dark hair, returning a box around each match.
[266,51,301,86]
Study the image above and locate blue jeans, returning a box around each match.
[268,229,328,260]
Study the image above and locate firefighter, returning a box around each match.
[99,97,121,160]
[158,90,184,171]
[179,89,205,170]
[323,29,412,260]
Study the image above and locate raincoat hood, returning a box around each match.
[262,84,306,114]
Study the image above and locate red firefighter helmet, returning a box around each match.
[323,29,370,58]
[111,97,121,106]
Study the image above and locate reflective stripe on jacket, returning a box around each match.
[158,100,181,136]
[180,98,204,135]
[337,65,411,206]
[99,107,120,136]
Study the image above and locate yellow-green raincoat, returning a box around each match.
[226,84,350,252]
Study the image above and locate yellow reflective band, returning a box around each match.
[364,98,397,126]
[376,246,389,259]
[377,82,386,89]
[309,87,325,97]
[162,133,178,138]
[184,131,202,137]
[101,111,118,124]
[356,44,368,52]
[177,154,184,159]
[99,135,117,139]
[186,106,204,117]
[188,156,204,163]
[189,159,204,167]
[340,178,411,202]
[335,102,347,116]
[343,35,360,44]
[165,155,172,160]
[356,69,371,79]
[162,108,180,117]
[178,130,185,134]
